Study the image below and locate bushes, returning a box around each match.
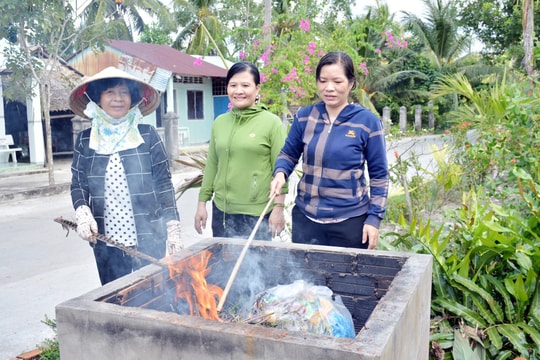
[383,73,540,359]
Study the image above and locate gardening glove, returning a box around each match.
[166,220,183,256]
[75,205,98,243]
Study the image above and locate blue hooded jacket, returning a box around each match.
[274,102,389,228]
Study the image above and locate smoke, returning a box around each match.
[211,243,316,317]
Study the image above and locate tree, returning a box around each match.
[0,0,106,185]
[401,0,471,70]
[170,0,229,57]
[139,23,173,45]
[239,8,412,118]
[521,0,534,75]
[343,3,431,114]
[399,0,507,125]
[212,0,264,57]
[456,0,533,56]
[77,0,174,44]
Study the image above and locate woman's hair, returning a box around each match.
[315,51,357,90]
[226,62,261,86]
[86,78,142,105]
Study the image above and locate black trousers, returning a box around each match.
[93,242,144,285]
[291,205,369,249]
[211,202,271,241]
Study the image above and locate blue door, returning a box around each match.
[213,96,229,119]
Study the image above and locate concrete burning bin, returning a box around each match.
[56,238,432,360]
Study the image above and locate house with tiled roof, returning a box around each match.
[67,39,229,147]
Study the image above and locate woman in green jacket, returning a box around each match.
[194,62,287,240]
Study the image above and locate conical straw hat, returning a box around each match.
[69,66,160,118]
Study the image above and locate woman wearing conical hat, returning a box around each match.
[69,67,182,285]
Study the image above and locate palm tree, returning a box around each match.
[401,0,471,70]
[170,0,229,56]
[77,0,173,42]
[400,0,505,114]
[341,3,431,111]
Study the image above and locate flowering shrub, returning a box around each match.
[240,15,408,117]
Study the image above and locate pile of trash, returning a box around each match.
[248,279,355,338]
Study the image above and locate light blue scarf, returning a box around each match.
[84,101,145,155]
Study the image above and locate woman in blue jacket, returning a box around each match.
[69,67,181,285]
[270,52,389,249]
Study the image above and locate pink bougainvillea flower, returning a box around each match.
[260,73,269,83]
[259,47,272,65]
[299,19,310,32]
[239,51,247,60]
[285,68,298,82]
[358,62,369,76]
[383,30,409,49]
[271,67,279,74]
[307,42,316,55]
[375,48,381,54]
[193,57,203,66]
[399,39,409,48]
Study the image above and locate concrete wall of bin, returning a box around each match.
[56,238,433,360]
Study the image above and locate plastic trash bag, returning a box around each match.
[249,279,355,338]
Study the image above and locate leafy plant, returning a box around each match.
[383,174,540,359]
[37,315,60,360]
[174,151,207,200]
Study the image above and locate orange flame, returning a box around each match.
[167,250,223,321]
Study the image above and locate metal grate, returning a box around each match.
[174,76,203,84]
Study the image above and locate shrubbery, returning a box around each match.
[382,74,540,359]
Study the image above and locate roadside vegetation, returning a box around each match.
[382,73,540,359]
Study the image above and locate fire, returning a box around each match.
[167,250,224,321]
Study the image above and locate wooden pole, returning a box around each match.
[216,194,276,312]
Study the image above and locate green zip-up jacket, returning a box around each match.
[198,104,287,216]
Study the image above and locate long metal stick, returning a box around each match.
[216,194,276,312]
[54,217,168,268]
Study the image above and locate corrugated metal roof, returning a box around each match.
[109,40,227,78]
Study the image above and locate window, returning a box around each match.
[212,78,227,95]
[187,90,204,120]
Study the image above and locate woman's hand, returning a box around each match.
[269,206,285,238]
[194,201,208,235]
[75,205,98,243]
[362,224,379,249]
[269,172,286,198]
